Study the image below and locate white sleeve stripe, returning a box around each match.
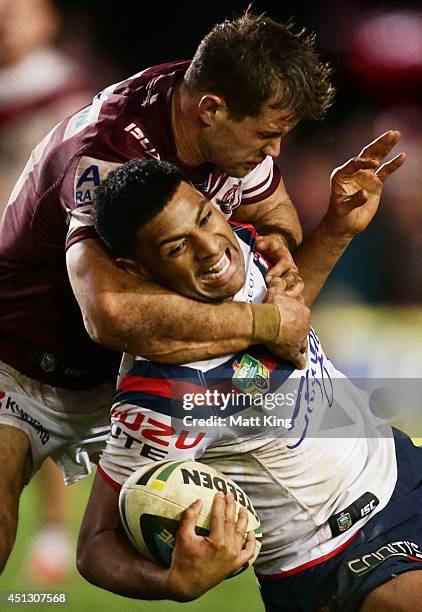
[242,170,273,201]
[242,165,273,195]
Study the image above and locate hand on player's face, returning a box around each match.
[325,130,406,237]
[133,182,246,302]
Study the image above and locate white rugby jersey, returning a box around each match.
[99,223,397,578]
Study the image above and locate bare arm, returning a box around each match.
[295,131,406,307]
[67,239,309,368]
[67,239,253,362]
[232,178,303,251]
[77,474,172,599]
[77,473,255,601]
[233,179,303,287]
[294,221,350,307]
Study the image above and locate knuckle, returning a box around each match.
[183,509,197,522]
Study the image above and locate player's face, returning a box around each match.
[201,102,297,178]
[132,181,245,302]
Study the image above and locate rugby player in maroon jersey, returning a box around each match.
[0,11,404,574]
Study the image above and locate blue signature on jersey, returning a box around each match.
[287,328,334,449]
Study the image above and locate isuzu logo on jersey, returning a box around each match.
[109,408,206,462]
[124,123,160,159]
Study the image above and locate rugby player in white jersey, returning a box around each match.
[76,154,420,612]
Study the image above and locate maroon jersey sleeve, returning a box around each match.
[63,155,123,250]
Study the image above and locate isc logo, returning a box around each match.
[360,499,377,517]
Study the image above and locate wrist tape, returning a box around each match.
[250,303,281,345]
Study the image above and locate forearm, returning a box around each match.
[67,240,280,364]
[294,218,352,306]
[233,196,303,252]
[77,474,194,601]
[100,290,254,363]
[253,198,302,252]
[78,529,180,600]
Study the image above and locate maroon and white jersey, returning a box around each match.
[0,61,281,390]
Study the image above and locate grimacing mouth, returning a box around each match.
[202,247,232,279]
[200,246,242,289]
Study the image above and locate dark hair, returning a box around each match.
[94,159,187,257]
[184,10,334,121]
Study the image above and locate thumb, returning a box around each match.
[341,189,368,210]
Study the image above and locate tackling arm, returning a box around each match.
[232,178,303,251]
[77,473,172,599]
[67,239,310,368]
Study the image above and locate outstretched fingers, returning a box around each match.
[209,491,226,543]
[358,130,401,161]
[332,157,380,180]
[239,530,256,565]
[234,506,248,540]
[234,506,256,565]
[376,152,407,182]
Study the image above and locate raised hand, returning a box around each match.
[325,130,406,237]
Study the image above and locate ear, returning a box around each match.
[116,257,150,280]
[197,94,227,126]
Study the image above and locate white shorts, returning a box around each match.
[0,358,114,485]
